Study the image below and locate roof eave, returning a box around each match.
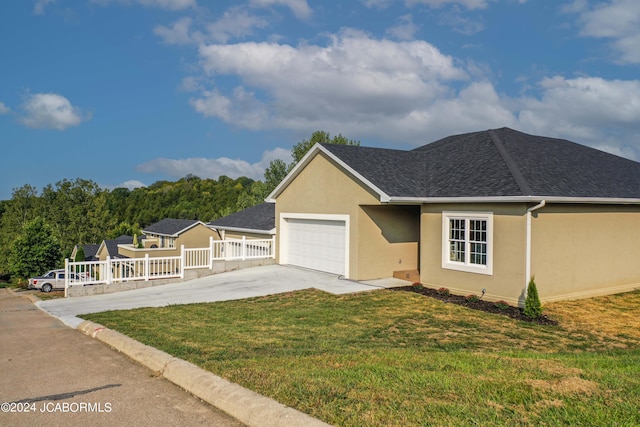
[386,195,640,204]
[210,225,276,235]
[143,221,205,238]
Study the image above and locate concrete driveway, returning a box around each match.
[39,265,403,327]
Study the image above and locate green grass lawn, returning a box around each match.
[82,289,640,426]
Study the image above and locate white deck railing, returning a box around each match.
[65,236,275,295]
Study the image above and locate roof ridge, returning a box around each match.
[488,129,532,196]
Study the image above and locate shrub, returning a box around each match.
[466,294,480,303]
[437,287,450,296]
[412,282,423,289]
[494,300,510,310]
[524,277,543,318]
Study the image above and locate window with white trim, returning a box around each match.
[442,212,493,275]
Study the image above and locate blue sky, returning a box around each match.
[1,0,639,200]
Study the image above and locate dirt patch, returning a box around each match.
[391,286,558,325]
[528,377,597,396]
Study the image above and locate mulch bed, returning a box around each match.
[391,285,558,326]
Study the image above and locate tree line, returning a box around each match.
[0,131,358,281]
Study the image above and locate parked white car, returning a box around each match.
[28,269,77,292]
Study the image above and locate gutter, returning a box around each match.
[525,200,546,295]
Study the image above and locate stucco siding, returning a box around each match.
[276,152,400,280]
[120,224,219,259]
[420,204,527,305]
[531,205,640,301]
[223,230,272,240]
[357,205,419,280]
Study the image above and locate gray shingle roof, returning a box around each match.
[143,218,201,237]
[208,203,275,233]
[321,127,640,200]
[104,235,136,258]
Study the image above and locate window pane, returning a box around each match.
[450,241,465,262]
[470,242,487,265]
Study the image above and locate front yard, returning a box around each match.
[82,288,640,426]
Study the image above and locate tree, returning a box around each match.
[261,130,361,196]
[291,131,360,164]
[524,277,543,318]
[8,217,62,280]
[263,159,290,195]
[74,246,85,262]
[0,185,41,274]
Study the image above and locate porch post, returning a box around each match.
[209,236,214,270]
[271,235,276,259]
[64,258,69,298]
[106,256,112,284]
[180,245,185,279]
[145,254,150,281]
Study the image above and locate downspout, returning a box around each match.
[525,200,546,294]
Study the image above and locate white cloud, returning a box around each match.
[0,102,9,114]
[34,0,55,14]
[193,30,468,135]
[405,0,491,10]
[91,0,195,10]
[249,0,312,19]
[154,17,200,45]
[120,180,147,190]
[20,93,90,130]
[207,8,269,43]
[570,0,640,64]
[386,14,419,40]
[183,28,640,160]
[137,148,292,180]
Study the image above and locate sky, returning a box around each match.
[1,0,640,201]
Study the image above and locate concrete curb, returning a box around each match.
[77,320,331,427]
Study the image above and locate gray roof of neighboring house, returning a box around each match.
[143,218,202,237]
[320,127,640,200]
[79,244,100,260]
[103,235,137,258]
[208,203,275,233]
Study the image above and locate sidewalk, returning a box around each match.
[0,288,244,427]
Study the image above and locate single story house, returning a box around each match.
[116,218,220,259]
[70,243,100,261]
[267,127,640,305]
[208,202,276,240]
[95,235,141,260]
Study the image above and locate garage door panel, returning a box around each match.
[285,218,346,275]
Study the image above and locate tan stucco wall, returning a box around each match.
[276,152,419,280]
[531,205,640,301]
[96,245,109,261]
[358,205,419,280]
[119,224,219,259]
[420,204,527,305]
[223,230,273,240]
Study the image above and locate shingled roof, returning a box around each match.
[208,203,275,234]
[143,218,203,237]
[313,127,640,202]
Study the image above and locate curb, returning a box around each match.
[77,320,331,427]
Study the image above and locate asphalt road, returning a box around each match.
[0,288,245,427]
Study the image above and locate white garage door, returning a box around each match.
[285,218,346,275]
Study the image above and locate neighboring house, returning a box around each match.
[267,127,640,305]
[70,243,100,261]
[95,235,139,260]
[117,218,219,259]
[208,202,276,240]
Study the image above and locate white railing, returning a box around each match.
[64,236,275,295]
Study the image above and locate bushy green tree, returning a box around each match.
[524,277,543,318]
[291,130,360,163]
[8,217,62,279]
